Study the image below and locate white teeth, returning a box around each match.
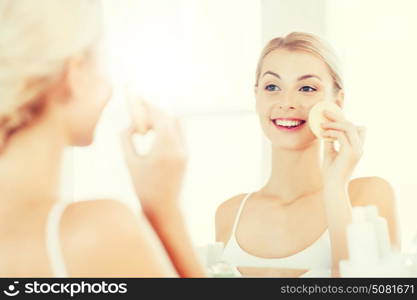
[274,119,303,127]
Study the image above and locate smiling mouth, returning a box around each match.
[271,119,306,129]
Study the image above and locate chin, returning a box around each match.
[269,135,317,151]
[72,133,94,147]
[82,135,94,146]
[271,141,309,151]
[78,139,93,147]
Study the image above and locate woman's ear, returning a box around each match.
[64,54,90,104]
[254,85,259,112]
[42,55,85,108]
[335,89,344,109]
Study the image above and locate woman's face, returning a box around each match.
[255,49,341,150]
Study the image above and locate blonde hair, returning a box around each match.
[0,0,103,148]
[255,32,343,92]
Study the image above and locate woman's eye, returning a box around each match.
[299,86,317,92]
[265,84,280,92]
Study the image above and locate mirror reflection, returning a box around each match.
[1,0,417,278]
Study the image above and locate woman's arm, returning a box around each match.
[144,204,205,277]
[322,180,352,277]
[321,110,400,277]
[320,109,366,277]
[121,101,206,277]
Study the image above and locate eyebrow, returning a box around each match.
[297,74,322,81]
[262,71,280,79]
[262,71,322,81]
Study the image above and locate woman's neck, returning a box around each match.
[261,141,324,204]
[0,113,67,219]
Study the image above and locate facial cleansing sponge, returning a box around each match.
[308,101,344,139]
[126,88,149,135]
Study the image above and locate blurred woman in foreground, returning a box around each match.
[0,0,204,277]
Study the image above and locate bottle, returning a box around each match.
[207,261,238,278]
[346,206,380,265]
[206,242,224,267]
[365,205,392,260]
[408,233,417,276]
[205,242,238,277]
[341,205,402,277]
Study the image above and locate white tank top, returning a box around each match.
[221,193,332,277]
[45,201,71,277]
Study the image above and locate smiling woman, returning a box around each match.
[215,32,400,277]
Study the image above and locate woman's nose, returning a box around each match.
[279,104,296,110]
[279,95,297,110]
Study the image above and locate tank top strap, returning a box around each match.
[230,193,252,236]
[46,201,72,277]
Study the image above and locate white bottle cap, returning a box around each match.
[352,207,367,223]
[364,205,378,219]
[207,242,225,266]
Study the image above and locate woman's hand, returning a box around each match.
[320,110,366,186]
[121,101,206,277]
[120,101,187,212]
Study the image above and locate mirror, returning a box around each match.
[59,0,417,277]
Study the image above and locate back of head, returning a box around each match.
[0,0,103,148]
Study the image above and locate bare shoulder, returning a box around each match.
[348,176,395,207]
[215,193,247,244]
[59,199,176,277]
[61,199,139,235]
